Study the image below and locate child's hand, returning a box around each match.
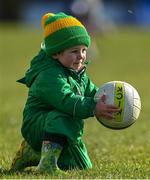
[94,94,120,120]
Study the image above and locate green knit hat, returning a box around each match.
[41,12,91,56]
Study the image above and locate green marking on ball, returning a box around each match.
[114,82,125,122]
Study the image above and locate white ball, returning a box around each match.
[94,81,141,129]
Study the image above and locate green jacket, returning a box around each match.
[19,49,98,151]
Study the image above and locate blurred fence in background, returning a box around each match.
[0,0,150,30]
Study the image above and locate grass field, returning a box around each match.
[0,24,150,179]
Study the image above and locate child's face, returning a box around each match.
[53,45,87,71]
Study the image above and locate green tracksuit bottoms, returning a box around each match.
[22,110,92,170]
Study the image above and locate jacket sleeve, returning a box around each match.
[34,69,96,119]
[84,74,99,97]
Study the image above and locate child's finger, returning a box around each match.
[106,105,120,111]
[101,112,115,119]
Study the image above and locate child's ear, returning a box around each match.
[52,52,62,59]
[52,54,58,59]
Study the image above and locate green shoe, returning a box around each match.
[36,142,65,174]
[9,140,41,172]
[0,165,5,173]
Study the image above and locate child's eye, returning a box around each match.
[81,49,87,54]
[82,49,87,53]
[71,50,78,53]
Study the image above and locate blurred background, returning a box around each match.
[1,0,150,27]
[0,0,150,174]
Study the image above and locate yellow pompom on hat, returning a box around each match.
[41,13,55,28]
[41,12,91,56]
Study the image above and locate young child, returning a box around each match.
[10,12,119,173]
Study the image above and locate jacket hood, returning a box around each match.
[17,49,52,87]
[17,49,89,87]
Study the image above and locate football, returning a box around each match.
[94,81,141,129]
